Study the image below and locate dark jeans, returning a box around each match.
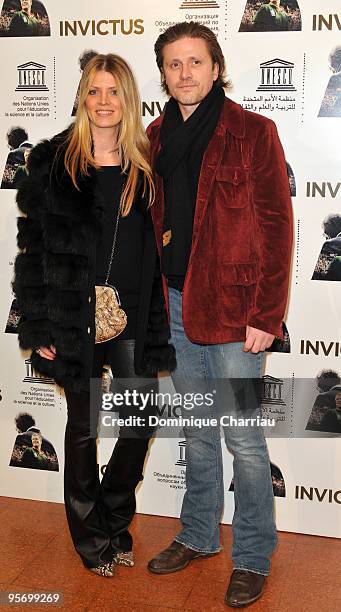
[64,338,157,568]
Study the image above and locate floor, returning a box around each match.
[0,496,340,611]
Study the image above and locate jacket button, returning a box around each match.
[88,296,91,303]
[87,327,91,334]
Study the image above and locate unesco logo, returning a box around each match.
[257,59,296,93]
[261,376,285,407]
[175,440,187,467]
[23,359,54,385]
[180,0,219,8]
[16,61,49,92]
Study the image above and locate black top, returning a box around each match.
[95,166,144,340]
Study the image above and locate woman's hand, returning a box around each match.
[36,345,56,360]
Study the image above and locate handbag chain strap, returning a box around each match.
[104,191,123,286]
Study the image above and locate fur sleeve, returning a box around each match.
[12,144,54,351]
[141,256,176,374]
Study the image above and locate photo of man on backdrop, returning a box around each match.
[286,162,296,197]
[312,214,341,281]
[9,412,59,470]
[1,126,32,189]
[4,297,20,333]
[266,322,291,353]
[319,46,341,118]
[0,0,50,37]
[239,0,301,32]
[306,372,341,436]
[229,462,286,497]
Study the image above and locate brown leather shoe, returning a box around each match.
[225,569,266,608]
[148,540,209,574]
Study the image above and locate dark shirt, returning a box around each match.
[95,166,144,340]
[13,164,28,188]
[162,174,196,292]
[8,11,40,36]
[1,143,33,190]
[20,447,49,469]
[253,4,288,31]
[320,410,341,433]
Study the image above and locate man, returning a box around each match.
[319,45,341,117]
[319,393,341,434]
[9,412,59,470]
[147,22,293,608]
[253,0,289,31]
[13,147,30,188]
[8,0,39,37]
[312,214,341,281]
[319,391,341,434]
[1,126,33,190]
[20,432,50,470]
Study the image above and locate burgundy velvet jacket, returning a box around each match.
[147,97,293,344]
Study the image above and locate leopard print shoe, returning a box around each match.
[90,562,115,577]
[113,551,135,567]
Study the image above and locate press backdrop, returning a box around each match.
[0,0,340,538]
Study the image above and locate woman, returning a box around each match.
[13,54,175,577]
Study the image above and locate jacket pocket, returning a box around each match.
[219,262,259,328]
[220,261,259,286]
[215,166,249,208]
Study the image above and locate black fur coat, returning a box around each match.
[13,131,176,392]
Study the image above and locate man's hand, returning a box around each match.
[243,326,274,353]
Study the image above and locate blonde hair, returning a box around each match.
[64,54,154,215]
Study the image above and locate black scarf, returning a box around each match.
[156,85,225,290]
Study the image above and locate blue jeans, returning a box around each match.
[169,287,277,575]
